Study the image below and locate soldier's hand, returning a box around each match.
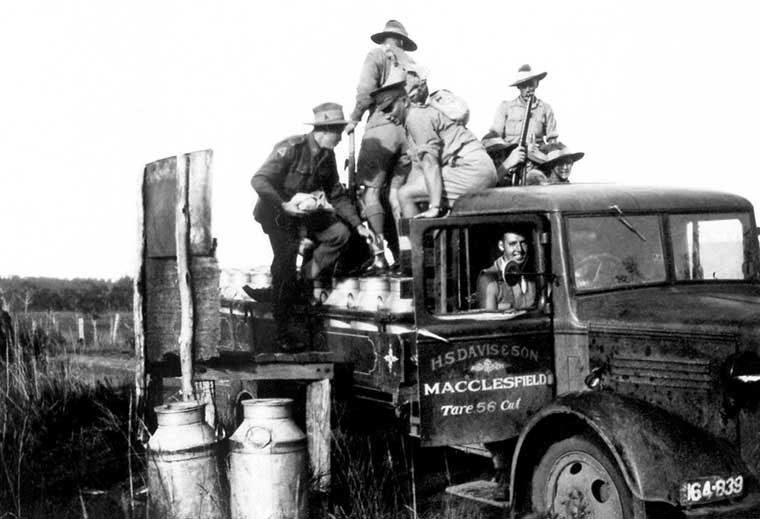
[345,121,358,134]
[414,206,442,219]
[281,201,307,217]
[355,224,375,244]
[503,145,527,170]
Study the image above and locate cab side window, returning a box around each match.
[422,222,549,315]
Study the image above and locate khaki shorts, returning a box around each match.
[357,121,410,189]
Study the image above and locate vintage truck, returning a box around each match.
[226,182,760,518]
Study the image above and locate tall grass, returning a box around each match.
[0,318,143,519]
[325,403,499,519]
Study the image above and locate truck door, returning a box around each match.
[409,215,555,447]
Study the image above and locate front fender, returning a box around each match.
[512,391,749,505]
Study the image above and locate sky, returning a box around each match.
[2,0,760,279]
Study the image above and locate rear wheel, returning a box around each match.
[531,435,634,519]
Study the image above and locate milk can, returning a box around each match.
[325,277,360,309]
[312,278,332,305]
[229,398,308,519]
[357,276,391,312]
[147,401,226,519]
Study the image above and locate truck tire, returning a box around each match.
[531,435,634,519]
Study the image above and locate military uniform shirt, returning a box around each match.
[489,96,558,145]
[350,46,416,126]
[252,133,361,230]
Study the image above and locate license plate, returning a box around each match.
[679,475,744,506]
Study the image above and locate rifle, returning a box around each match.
[347,132,357,204]
[515,94,535,186]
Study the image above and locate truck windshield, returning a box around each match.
[568,215,666,291]
[669,212,756,281]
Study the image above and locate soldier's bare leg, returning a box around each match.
[398,164,429,217]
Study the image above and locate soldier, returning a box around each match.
[251,102,374,351]
[477,229,537,499]
[488,64,558,147]
[482,135,527,187]
[478,230,537,312]
[527,141,585,185]
[347,20,425,269]
[393,87,497,218]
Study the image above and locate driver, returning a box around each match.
[478,230,537,311]
[477,229,537,500]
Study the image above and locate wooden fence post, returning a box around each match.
[111,313,120,344]
[78,317,85,350]
[91,317,98,348]
[134,167,147,404]
[176,153,194,401]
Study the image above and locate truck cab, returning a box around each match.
[323,183,760,518]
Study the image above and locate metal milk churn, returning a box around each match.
[147,401,226,519]
[325,277,360,309]
[229,398,308,519]
[312,278,332,305]
[357,276,391,312]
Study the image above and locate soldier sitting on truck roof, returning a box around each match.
[482,135,528,187]
[526,141,585,185]
[251,102,374,352]
[488,64,559,147]
[394,87,497,218]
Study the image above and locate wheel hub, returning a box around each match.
[546,451,623,519]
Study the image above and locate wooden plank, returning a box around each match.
[144,150,214,257]
[445,480,509,509]
[134,166,147,403]
[188,150,213,256]
[306,379,331,492]
[176,153,194,401]
[197,363,333,381]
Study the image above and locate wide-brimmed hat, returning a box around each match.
[482,135,517,155]
[305,102,353,127]
[370,68,409,110]
[510,64,548,87]
[537,142,584,170]
[371,20,417,51]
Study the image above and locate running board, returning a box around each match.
[445,480,510,509]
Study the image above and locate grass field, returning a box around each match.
[0,312,552,518]
[11,310,134,357]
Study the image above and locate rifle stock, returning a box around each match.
[515,94,535,186]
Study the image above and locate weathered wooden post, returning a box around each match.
[134,166,146,404]
[139,149,219,395]
[176,153,194,400]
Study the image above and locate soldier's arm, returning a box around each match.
[349,49,383,123]
[251,140,295,207]
[543,102,559,142]
[488,101,509,138]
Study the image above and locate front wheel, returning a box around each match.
[531,435,634,519]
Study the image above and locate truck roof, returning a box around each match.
[450,183,754,216]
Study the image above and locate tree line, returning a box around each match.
[0,276,133,314]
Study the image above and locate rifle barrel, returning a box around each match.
[516,94,535,186]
